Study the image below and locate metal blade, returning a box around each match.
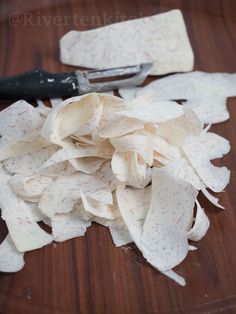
[76,62,153,94]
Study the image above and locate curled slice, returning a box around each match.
[188,201,210,241]
[41,93,101,143]
[80,191,119,220]
[9,174,54,202]
[110,134,153,165]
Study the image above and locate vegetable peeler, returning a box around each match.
[0,63,152,100]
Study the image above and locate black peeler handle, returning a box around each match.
[0,69,79,100]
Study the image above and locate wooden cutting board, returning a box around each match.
[0,0,235,313]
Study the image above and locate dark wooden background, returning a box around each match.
[0,0,236,313]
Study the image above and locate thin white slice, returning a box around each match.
[157,108,203,147]
[51,210,91,242]
[68,157,107,174]
[80,191,118,220]
[110,134,153,165]
[198,132,230,159]
[9,174,54,202]
[41,93,101,143]
[157,159,202,190]
[0,235,25,272]
[39,173,113,217]
[183,136,230,192]
[3,145,74,176]
[119,101,184,124]
[138,71,236,124]
[111,152,151,188]
[60,10,194,75]
[98,116,144,139]
[188,201,210,241]
[0,172,52,252]
[141,166,198,272]
[0,133,49,162]
[0,100,44,147]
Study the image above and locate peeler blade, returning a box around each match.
[76,62,153,94]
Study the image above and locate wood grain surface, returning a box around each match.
[0,0,236,313]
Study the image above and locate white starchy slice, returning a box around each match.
[157,108,203,147]
[0,133,49,162]
[151,136,182,161]
[0,100,44,147]
[9,174,54,202]
[119,101,184,124]
[0,172,52,252]
[138,71,236,100]
[68,157,107,174]
[110,134,153,165]
[4,145,75,177]
[80,191,118,220]
[3,214,52,253]
[73,102,103,139]
[198,132,230,160]
[0,235,25,272]
[42,141,113,171]
[184,97,230,124]
[158,159,202,190]
[111,152,151,188]
[39,173,113,217]
[108,226,132,247]
[138,72,236,124]
[141,166,198,272]
[116,184,187,285]
[98,116,144,138]
[74,200,93,221]
[183,136,230,192]
[60,10,194,75]
[201,187,224,209]
[50,98,63,108]
[118,87,141,100]
[51,210,91,242]
[116,184,151,244]
[129,152,152,188]
[41,146,104,169]
[98,94,127,126]
[188,200,210,241]
[92,216,133,246]
[75,139,114,157]
[26,201,46,222]
[41,93,101,143]
[105,217,133,247]
[111,152,131,183]
[94,161,118,191]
